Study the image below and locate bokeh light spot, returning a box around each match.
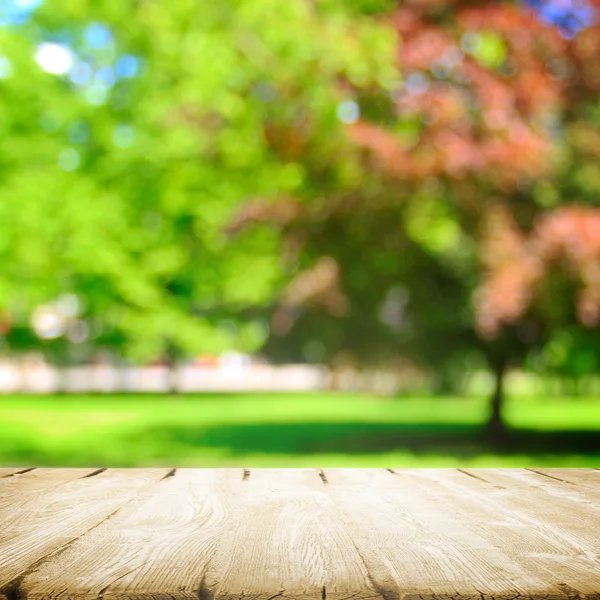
[113,124,134,148]
[84,23,112,49]
[115,54,139,78]
[69,61,92,86]
[85,82,108,105]
[35,43,73,75]
[0,56,12,79]
[58,147,81,171]
[337,100,360,124]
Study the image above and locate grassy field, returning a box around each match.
[0,392,599,467]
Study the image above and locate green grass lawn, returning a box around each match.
[0,392,599,467]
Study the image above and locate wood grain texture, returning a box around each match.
[0,468,598,600]
[392,469,600,596]
[0,468,170,595]
[492,468,600,507]
[201,468,377,600]
[0,468,36,478]
[0,468,94,488]
[18,469,240,600]
[458,468,600,541]
[324,469,560,600]
[529,468,600,490]
[0,469,100,513]
[19,469,378,600]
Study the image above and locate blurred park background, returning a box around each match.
[0,0,600,467]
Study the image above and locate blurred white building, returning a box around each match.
[0,352,334,394]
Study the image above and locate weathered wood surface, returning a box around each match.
[0,469,598,600]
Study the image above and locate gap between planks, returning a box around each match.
[2,469,599,600]
[0,468,172,597]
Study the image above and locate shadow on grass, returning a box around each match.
[138,421,600,457]
[2,422,599,466]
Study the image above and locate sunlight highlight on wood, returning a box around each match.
[0,469,598,600]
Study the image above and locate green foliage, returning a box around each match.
[465,32,508,70]
[0,0,398,362]
[3,0,598,396]
[531,328,600,380]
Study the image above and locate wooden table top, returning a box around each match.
[0,468,598,600]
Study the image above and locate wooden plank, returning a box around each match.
[528,468,600,490]
[391,469,600,596]
[457,468,600,538]
[0,468,170,595]
[3,468,600,600]
[410,468,600,548]
[0,469,104,520]
[0,468,36,478]
[494,468,600,507]
[0,469,99,506]
[201,469,377,600]
[18,469,240,600]
[323,469,562,600]
[20,469,378,600]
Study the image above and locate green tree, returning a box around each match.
[0,0,398,365]
[229,0,600,438]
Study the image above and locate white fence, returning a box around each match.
[0,362,333,394]
[0,359,413,395]
[2,360,588,396]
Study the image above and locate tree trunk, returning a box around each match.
[55,366,69,395]
[164,352,180,395]
[486,359,507,441]
[436,366,455,395]
[167,363,179,395]
[163,341,181,396]
[55,349,71,395]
